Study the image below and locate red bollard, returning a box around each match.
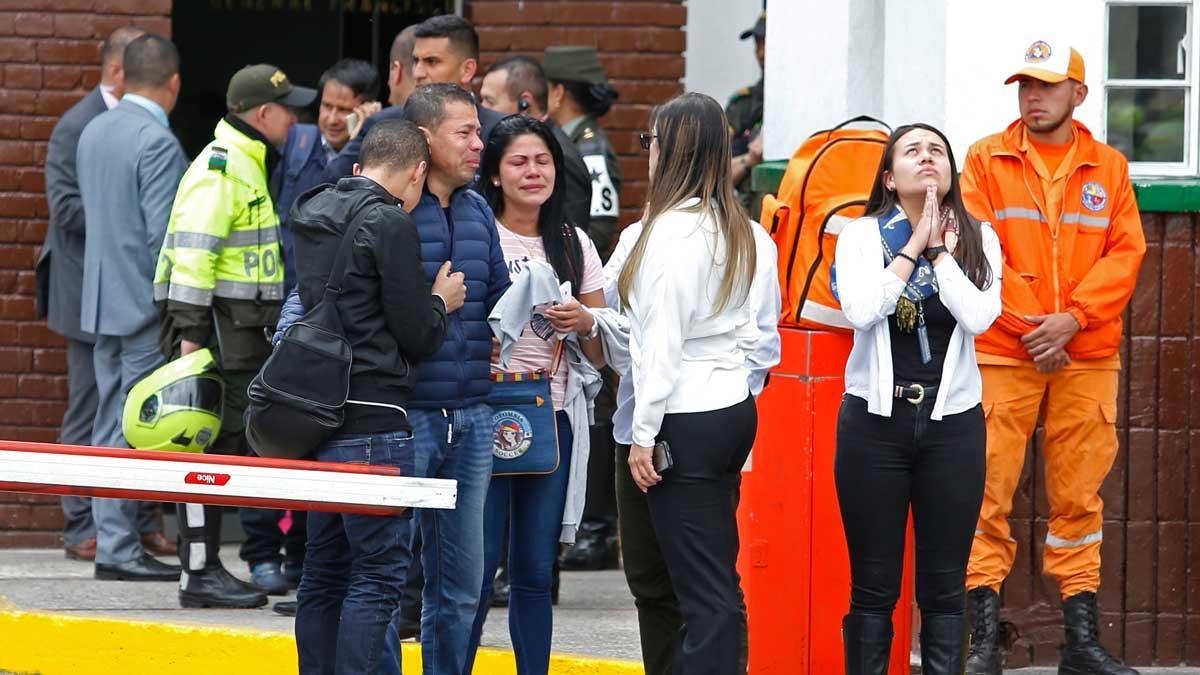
[738,328,914,674]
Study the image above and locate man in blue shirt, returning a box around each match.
[274,58,380,294]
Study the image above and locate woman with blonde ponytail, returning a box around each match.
[620,92,760,675]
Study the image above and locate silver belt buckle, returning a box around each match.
[904,384,925,404]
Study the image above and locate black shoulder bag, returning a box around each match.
[245,215,367,460]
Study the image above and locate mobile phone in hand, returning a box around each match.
[346,112,359,134]
[652,440,673,474]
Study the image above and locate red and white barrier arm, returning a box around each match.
[0,440,456,516]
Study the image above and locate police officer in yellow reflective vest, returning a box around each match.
[155,64,315,609]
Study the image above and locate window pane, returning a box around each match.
[1107,88,1186,162]
[1108,5,1188,80]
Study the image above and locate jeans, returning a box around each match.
[834,394,985,619]
[465,410,573,675]
[645,397,756,675]
[379,403,493,675]
[296,430,416,675]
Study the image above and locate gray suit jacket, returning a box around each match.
[77,99,188,337]
[36,87,108,342]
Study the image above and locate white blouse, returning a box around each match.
[834,215,1003,420]
[624,199,758,447]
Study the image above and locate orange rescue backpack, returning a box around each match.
[759,116,891,330]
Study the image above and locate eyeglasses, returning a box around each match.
[639,132,657,151]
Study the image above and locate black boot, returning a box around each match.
[842,613,892,675]
[1059,592,1139,675]
[560,518,618,570]
[177,503,267,609]
[920,613,967,675]
[966,587,1003,675]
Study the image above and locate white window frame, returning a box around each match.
[1104,0,1198,177]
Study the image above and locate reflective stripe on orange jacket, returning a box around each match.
[960,119,1146,360]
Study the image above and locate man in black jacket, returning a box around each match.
[290,118,466,674]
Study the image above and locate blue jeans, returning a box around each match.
[465,410,573,675]
[296,430,416,675]
[379,403,493,675]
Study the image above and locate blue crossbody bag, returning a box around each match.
[488,341,565,476]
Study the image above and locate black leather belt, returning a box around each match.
[893,383,937,404]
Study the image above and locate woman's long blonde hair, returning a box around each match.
[617,93,756,313]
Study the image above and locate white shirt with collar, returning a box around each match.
[99,83,119,110]
[834,215,1002,420]
[606,199,776,448]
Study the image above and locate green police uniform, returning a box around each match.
[566,114,622,262]
[727,79,763,207]
[544,45,623,263]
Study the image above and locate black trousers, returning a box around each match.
[644,397,756,675]
[834,394,985,618]
[239,507,307,569]
[617,442,682,675]
[618,445,750,675]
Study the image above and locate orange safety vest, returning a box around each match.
[960,119,1146,361]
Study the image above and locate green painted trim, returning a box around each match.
[751,160,787,194]
[753,159,1200,213]
[1131,180,1200,212]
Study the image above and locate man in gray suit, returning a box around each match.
[77,33,189,581]
[36,25,173,562]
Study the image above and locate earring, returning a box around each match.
[492,180,500,187]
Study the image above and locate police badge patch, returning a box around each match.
[493,410,534,459]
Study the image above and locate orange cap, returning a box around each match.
[1005,39,1085,85]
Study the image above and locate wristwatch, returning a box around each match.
[924,245,948,262]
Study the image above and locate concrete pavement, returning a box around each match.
[2,546,1199,673]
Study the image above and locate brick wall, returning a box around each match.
[0,0,685,541]
[0,1,170,547]
[468,0,687,226]
[999,213,1200,666]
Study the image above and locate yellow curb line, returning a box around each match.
[0,609,643,675]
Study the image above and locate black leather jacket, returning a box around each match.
[289,176,449,433]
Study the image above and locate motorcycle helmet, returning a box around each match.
[123,348,224,453]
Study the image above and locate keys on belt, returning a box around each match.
[893,383,937,404]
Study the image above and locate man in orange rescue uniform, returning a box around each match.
[959,39,1145,675]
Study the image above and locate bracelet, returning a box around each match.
[582,316,600,340]
[895,251,919,265]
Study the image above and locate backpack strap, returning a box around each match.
[320,197,381,302]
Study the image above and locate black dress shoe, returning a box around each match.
[272,600,297,617]
[491,568,510,608]
[560,520,619,571]
[179,565,268,609]
[95,554,182,582]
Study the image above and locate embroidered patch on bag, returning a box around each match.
[1081,182,1107,212]
[493,411,534,459]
